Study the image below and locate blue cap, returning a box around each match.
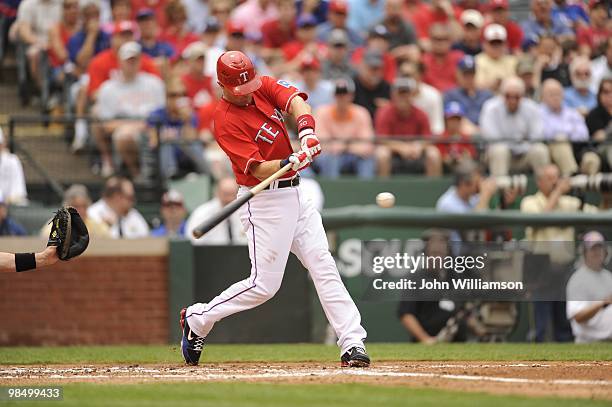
[135,8,155,20]
[444,101,465,118]
[297,14,318,28]
[457,55,476,71]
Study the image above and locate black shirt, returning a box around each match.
[586,104,612,137]
[353,76,391,119]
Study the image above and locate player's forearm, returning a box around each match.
[250,160,283,180]
[401,314,435,343]
[288,96,311,120]
[0,247,58,273]
[0,252,15,272]
[573,302,607,324]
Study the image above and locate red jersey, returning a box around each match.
[213,76,307,186]
[181,73,213,108]
[577,26,611,52]
[48,23,75,67]
[374,103,431,138]
[87,50,159,95]
[436,131,476,160]
[351,47,397,83]
[422,50,464,92]
[484,21,523,51]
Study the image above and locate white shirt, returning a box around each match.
[0,150,27,204]
[414,83,444,135]
[566,264,612,343]
[87,199,150,239]
[95,73,165,120]
[16,0,61,45]
[186,198,247,246]
[183,0,210,33]
[590,55,611,94]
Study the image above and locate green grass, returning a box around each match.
[2,382,609,407]
[1,343,611,365]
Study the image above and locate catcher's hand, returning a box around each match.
[47,206,90,261]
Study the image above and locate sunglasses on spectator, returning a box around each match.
[575,70,591,77]
[488,40,505,46]
[432,37,449,42]
[64,2,78,8]
[504,93,521,100]
[162,202,183,208]
[168,92,187,97]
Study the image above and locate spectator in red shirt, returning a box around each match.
[484,0,524,53]
[409,0,462,48]
[375,77,442,176]
[437,101,477,170]
[282,14,326,66]
[261,0,296,49]
[48,0,79,73]
[317,0,363,47]
[422,23,464,92]
[180,42,213,109]
[158,0,198,57]
[351,24,397,83]
[577,0,611,58]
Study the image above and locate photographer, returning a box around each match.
[566,231,612,343]
[520,164,597,342]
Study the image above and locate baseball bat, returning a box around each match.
[192,163,293,239]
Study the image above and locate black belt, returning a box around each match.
[264,176,300,190]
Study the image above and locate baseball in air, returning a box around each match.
[376,192,396,208]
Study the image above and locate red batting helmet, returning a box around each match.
[216,51,262,96]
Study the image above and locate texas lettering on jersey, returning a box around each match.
[213,76,308,186]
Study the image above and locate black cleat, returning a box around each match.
[341,346,370,367]
[180,308,205,366]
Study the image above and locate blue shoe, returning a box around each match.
[180,308,205,366]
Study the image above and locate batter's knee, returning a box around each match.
[253,275,283,302]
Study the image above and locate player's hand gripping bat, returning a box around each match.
[192,163,293,239]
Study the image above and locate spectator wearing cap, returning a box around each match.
[261,0,297,49]
[282,14,325,64]
[539,78,592,176]
[201,16,222,48]
[159,0,199,57]
[181,42,213,109]
[437,101,477,170]
[520,0,574,44]
[378,0,418,61]
[147,77,208,179]
[398,60,444,135]
[151,190,188,237]
[296,0,328,25]
[516,55,539,100]
[480,77,548,177]
[137,8,176,62]
[131,0,168,28]
[11,0,62,87]
[375,78,442,177]
[551,0,589,32]
[566,231,612,343]
[565,56,597,115]
[346,0,385,39]
[590,38,612,94]
[577,1,611,58]
[0,128,27,205]
[88,176,150,238]
[67,0,110,72]
[322,29,356,80]
[353,49,391,119]
[317,0,362,47]
[186,177,247,245]
[484,0,524,53]
[444,55,493,126]
[40,184,111,238]
[313,78,376,178]
[533,34,571,88]
[293,57,334,110]
[230,0,278,39]
[93,41,165,178]
[0,192,27,236]
[422,24,464,93]
[351,24,396,83]
[453,9,484,57]
[475,24,518,91]
[183,0,210,34]
[100,0,132,33]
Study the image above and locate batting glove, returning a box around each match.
[297,114,322,160]
[281,150,312,172]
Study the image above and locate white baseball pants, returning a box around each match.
[186,183,367,355]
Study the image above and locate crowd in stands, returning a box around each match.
[0,0,608,181]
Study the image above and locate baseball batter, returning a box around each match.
[181,51,369,367]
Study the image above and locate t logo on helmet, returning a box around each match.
[240,71,249,83]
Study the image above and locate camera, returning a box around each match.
[495,175,528,191]
[570,173,612,192]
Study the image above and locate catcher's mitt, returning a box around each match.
[47,206,90,261]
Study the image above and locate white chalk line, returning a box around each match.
[1,367,611,387]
